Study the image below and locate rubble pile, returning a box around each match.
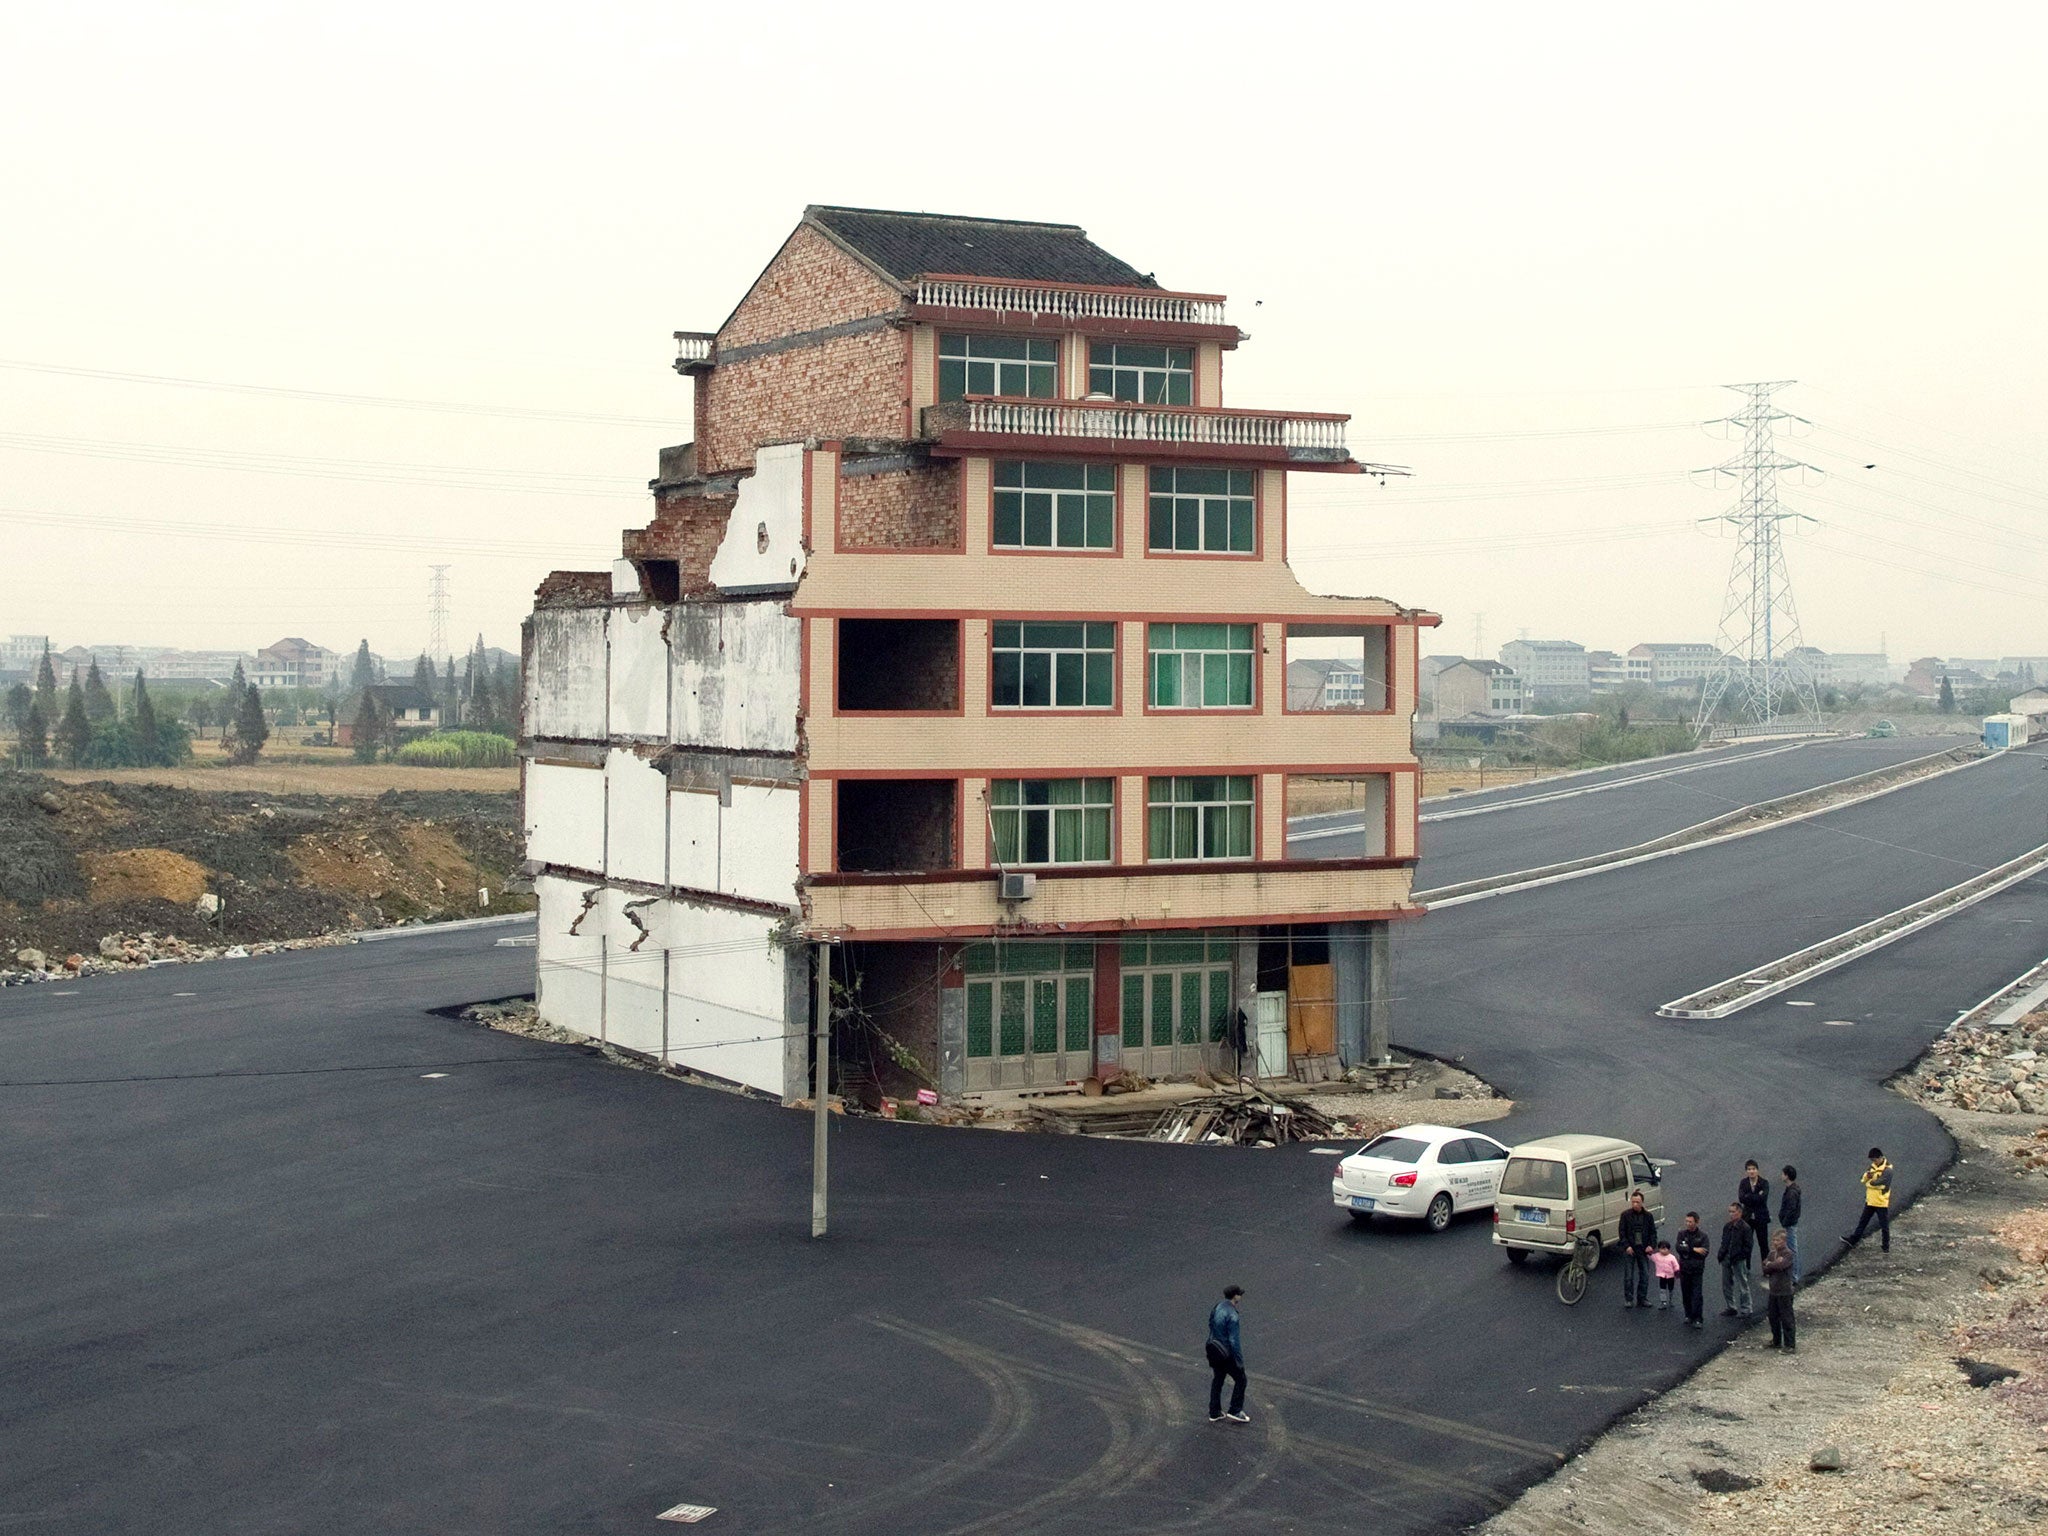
[1914,1004,2048,1116]
[1148,1088,1347,1145]
[2,930,354,986]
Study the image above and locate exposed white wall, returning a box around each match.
[708,440,806,592]
[536,874,603,1035]
[720,784,800,907]
[526,762,605,873]
[661,898,790,1093]
[608,604,670,740]
[603,748,669,887]
[670,603,802,755]
[668,787,721,892]
[527,607,608,739]
[601,887,667,1057]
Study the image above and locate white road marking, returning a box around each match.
[656,1504,717,1524]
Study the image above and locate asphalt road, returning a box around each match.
[6,744,2045,1535]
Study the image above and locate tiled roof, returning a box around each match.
[805,205,1156,289]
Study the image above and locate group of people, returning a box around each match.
[1615,1147,1895,1352]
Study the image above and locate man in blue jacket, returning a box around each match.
[1206,1285,1249,1423]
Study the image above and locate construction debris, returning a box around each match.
[1149,1085,1343,1145]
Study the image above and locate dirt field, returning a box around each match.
[0,771,531,963]
[41,763,520,795]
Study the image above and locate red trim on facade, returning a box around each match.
[802,905,1427,944]
[919,273,1229,303]
[909,308,1240,348]
[805,856,1413,886]
[928,434,1363,472]
[808,761,1416,781]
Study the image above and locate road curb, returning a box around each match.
[1417,744,1983,910]
[1419,739,1816,823]
[1655,840,2048,1019]
[353,911,538,944]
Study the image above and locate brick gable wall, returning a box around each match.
[697,327,908,474]
[719,224,901,349]
[836,463,960,549]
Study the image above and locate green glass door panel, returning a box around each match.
[967,982,993,1058]
[999,979,1027,1057]
[1207,969,1232,1042]
[1032,978,1059,1054]
[1122,973,1145,1046]
[1178,971,1202,1043]
[1064,977,1092,1052]
[1150,976,1174,1046]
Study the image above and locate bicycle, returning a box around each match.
[1555,1234,1601,1305]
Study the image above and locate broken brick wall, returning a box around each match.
[837,463,960,549]
[697,328,907,474]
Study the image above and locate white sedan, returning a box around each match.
[1330,1124,1513,1232]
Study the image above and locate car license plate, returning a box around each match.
[1517,1207,1548,1224]
[1349,1196,1374,1212]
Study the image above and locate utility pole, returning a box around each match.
[812,940,832,1238]
[1692,382,1824,738]
[426,565,452,666]
[1471,612,1485,662]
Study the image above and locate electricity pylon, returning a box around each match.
[1692,382,1823,738]
[426,565,452,664]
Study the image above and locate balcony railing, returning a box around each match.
[925,397,1349,455]
[673,331,715,365]
[913,276,1227,328]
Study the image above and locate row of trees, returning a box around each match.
[5,655,215,769]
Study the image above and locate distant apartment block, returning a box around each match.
[1497,639,1588,700]
[252,637,342,691]
[1626,642,1718,690]
[1433,658,1523,716]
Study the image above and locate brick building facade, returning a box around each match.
[522,206,1436,1101]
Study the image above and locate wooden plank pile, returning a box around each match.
[1149,1086,1339,1146]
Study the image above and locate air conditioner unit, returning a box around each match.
[998,871,1038,902]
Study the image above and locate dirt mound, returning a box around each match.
[80,849,210,906]
[0,770,533,964]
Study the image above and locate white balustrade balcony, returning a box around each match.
[673,332,715,367]
[912,277,1228,330]
[922,397,1352,464]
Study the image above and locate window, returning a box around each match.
[990,778,1113,865]
[1467,1139,1507,1163]
[991,622,1115,709]
[1629,1152,1657,1185]
[1500,1158,1568,1201]
[1283,774,1390,859]
[836,619,959,711]
[1148,623,1254,708]
[992,462,1115,550]
[1600,1158,1629,1194]
[1147,775,1254,861]
[1284,624,1390,711]
[1436,1139,1470,1165]
[1575,1164,1603,1200]
[1355,1135,1429,1165]
[835,780,957,873]
[1089,342,1193,405]
[939,333,1056,400]
[1147,467,1254,553]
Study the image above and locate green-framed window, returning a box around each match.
[992,461,1115,550]
[1148,623,1255,708]
[1148,467,1255,554]
[961,941,1094,1062]
[1147,775,1254,861]
[990,621,1115,709]
[939,333,1057,401]
[1088,342,1193,405]
[990,778,1113,865]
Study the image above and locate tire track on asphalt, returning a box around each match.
[1120,1399,1294,1536]
[830,1317,1036,1532]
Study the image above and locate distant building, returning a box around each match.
[1819,652,1890,689]
[336,684,442,745]
[252,637,341,691]
[142,651,255,683]
[1498,639,1589,700]
[1585,650,1649,693]
[4,635,49,675]
[1627,642,1718,690]
[1433,659,1523,717]
[1285,657,1387,711]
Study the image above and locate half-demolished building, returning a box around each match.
[521,205,1437,1101]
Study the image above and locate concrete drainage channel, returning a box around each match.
[1417,745,1985,910]
[1657,839,2048,1020]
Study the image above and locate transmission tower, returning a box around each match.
[426,565,452,663]
[1692,382,1823,738]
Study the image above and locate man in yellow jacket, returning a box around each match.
[1842,1146,1893,1253]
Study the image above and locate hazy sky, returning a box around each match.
[5,3,2045,665]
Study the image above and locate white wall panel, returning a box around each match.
[660,899,788,1095]
[603,748,668,886]
[608,604,670,740]
[526,762,605,872]
[601,887,666,1055]
[527,607,608,739]
[671,602,802,755]
[667,788,720,893]
[535,875,603,1037]
[720,784,800,907]
[708,441,806,592]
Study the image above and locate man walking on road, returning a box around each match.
[1618,1190,1657,1310]
[1779,1165,1803,1284]
[1206,1285,1249,1424]
[1842,1147,1893,1253]
[1675,1212,1710,1328]
[1737,1159,1771,1259]
[1718,1201,1755,1318]
[1761,1232,1797,1352]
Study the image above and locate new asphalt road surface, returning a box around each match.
[6,742,2044,1534]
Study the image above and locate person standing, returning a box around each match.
[1778,1165,1803,1284]
[1761,1231,1797,1351]
[1717,1201,1755,1318]
[1737,1160,1771,1259]
[1617,1190,1657,1310]
[1842,1147,1893,1253]
[1206,1285,1249,1424]
[1674,1212,1710,1329]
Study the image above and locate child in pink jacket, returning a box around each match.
[1651,1242,1680,1310]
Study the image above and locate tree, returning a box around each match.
[34,647,57,723]
[131,672,160,765]
[351,640,375,690]
[228,685,269,765]
[351,692,387,763]
[1938,676,1956,714]
[5,681,29,738]
[21,703,47,767]
[220,662,248,753]
[82,659,115,724]
[56,679,91,766]
[415,653,437,690]
[187,693,217,740]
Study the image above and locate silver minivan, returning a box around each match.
[1491,1134,1669,1265]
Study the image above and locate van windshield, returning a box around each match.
[1499,1156,1569,1201]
